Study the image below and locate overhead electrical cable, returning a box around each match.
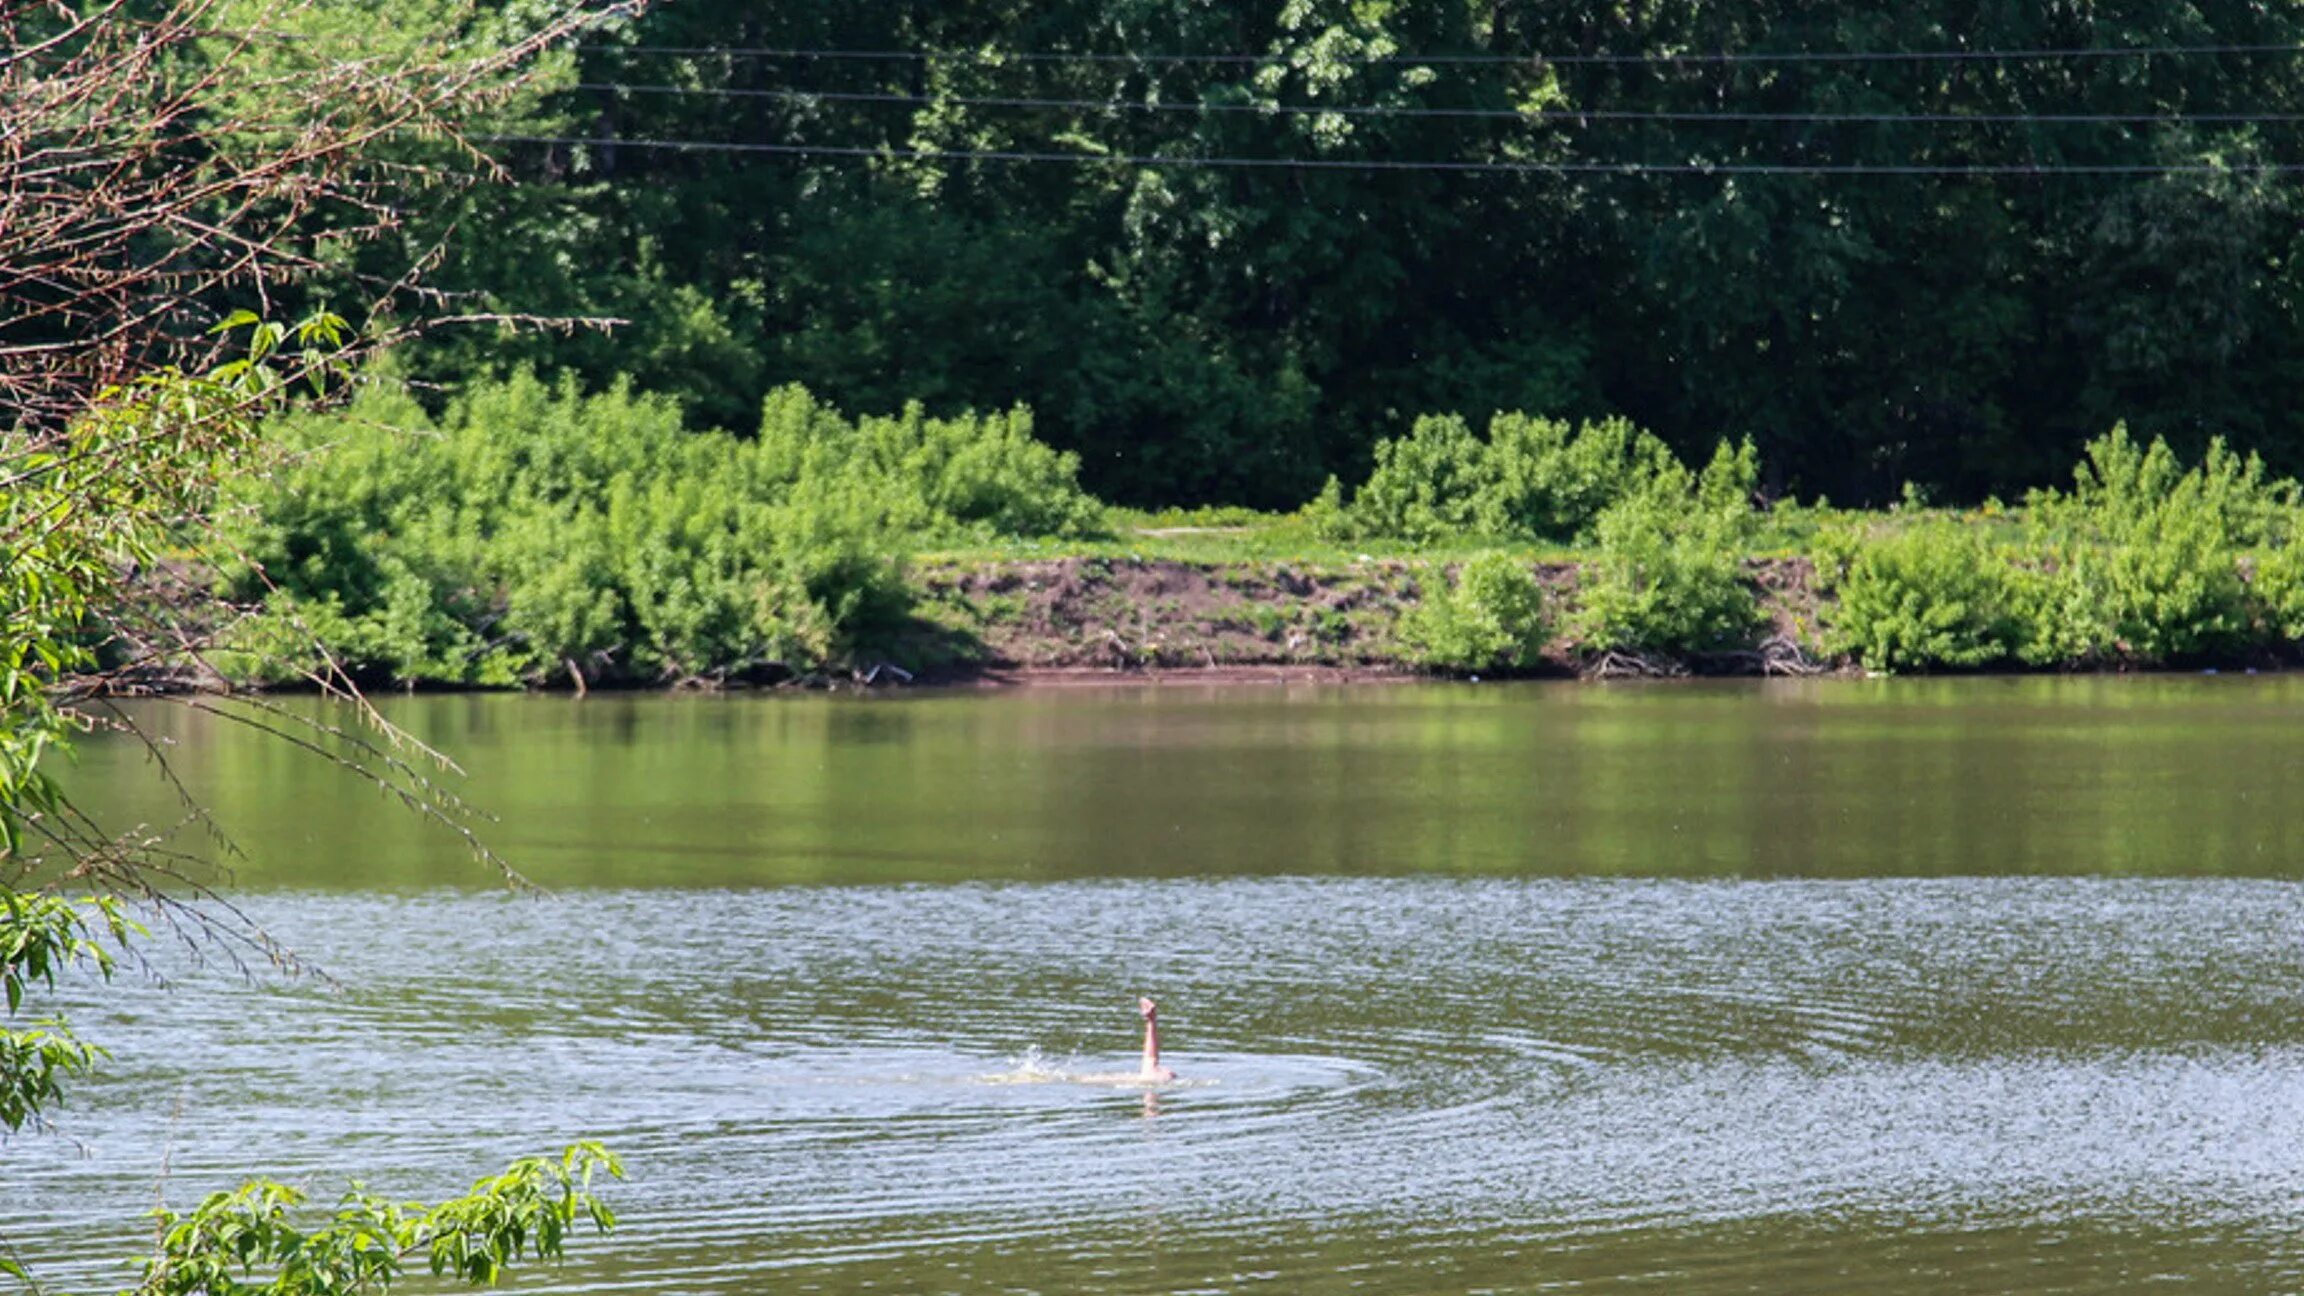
[570,80,2304,126]
[478,133,2304,175]
[575,41,2304,67]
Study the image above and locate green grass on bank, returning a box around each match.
[922,506,1576,566]
[931,501,1895,566]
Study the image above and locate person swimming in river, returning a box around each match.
[991,997,1178,1086]
[1136,996,1177,1082]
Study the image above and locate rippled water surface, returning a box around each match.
[11,679,2304,1293]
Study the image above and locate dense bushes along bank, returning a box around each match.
[207,377,2304,687]
[219,373,1099,687]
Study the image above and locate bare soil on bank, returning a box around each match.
[903,555,1834,685]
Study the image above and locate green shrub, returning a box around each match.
[755,386,1105,541]
[220,372,1089,685]
[1694,437,1761,516]
[1347,414,1488,543]
[1299,475,1352,542]
[2101,514,2249,660]
[1569,446,1761,657]
[2053,424,2293,547]
[1476,414,1676,542]
[1398,552,1548,671]
[494,503,628,674]
[2001,554,2112,667]
[1342,411,1684,545]
[760,470,918,658]
[1820,520,2019,671]
[2022,425,2261,662]
[872,403,1104,539]
[2250,544,2304,643]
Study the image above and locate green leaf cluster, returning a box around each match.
[220,374,1105,685]
[135,1143,622,1295]
[2021,426,2280,662]
[2248,544,2304,643]
[1569,441,1765,657]
[1323,412,1679,545]
[1397,552,1548,672]
[1819,428,2304,671]
[1,892,127,1133]
[1818,520,2023,671]
[3,322,333,852]
[2,322,341,1153]
[1,878,622,1296]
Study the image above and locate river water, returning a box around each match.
[8,678,2304,1293]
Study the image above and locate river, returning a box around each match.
[7,677,2304,1293]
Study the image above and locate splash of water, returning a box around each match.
[976,1044,1211,1088]
[977,1045,1074,1085]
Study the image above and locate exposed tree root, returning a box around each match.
[1582,649,1688,680]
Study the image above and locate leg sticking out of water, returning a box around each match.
[1140,996,1177,1082]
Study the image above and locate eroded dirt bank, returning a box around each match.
[902,555,1829,683]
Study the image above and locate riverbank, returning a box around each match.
[113,550,1821,694]
[897,555,1834,684]
[198,377,2304,690]
[132,541,2304,694]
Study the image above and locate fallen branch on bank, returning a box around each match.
[1583,649,1688,680]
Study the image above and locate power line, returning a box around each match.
[480,133,2304,175]
[576,41,2304,68]
[572,80,2304,127]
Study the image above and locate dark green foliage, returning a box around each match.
[344,0,2304,509]
[1398,553,1548,671]
[222,374,1104,685]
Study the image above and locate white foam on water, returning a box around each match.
[976,1045,1219,1089]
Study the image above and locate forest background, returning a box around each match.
[388,0,2304,511]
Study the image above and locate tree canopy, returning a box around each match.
[350,0,2304,508]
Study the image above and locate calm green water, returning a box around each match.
[9,677,2304,1293]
